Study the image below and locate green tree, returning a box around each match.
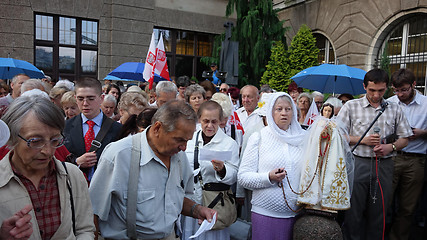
[260,41,290,91]
[226,0,288,86]
[288,25,319,80]
[262,24,318,91]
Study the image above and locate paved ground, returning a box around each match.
[229,218,426,240]
[230,219,251,240]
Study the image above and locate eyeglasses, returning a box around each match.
[393,87,412,94]
[315,101,324,105]
[220,88,228,92]
[18,134,65,149]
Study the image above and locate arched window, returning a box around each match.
[313,33,335,64]
[377,14,427,94]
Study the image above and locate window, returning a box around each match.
[153,28,215,80]
[377,14,427,94]
[34,14,98,82]
[314,33,335,64]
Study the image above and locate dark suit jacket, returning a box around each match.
[63,113,122,176]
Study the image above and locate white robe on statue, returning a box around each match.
[297,117,353,210]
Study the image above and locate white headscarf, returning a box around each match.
[266,92,306,146]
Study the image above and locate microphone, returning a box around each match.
[373,126,382,144]
[373,126,380,135]
[380,102,388,112]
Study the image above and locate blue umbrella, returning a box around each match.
[291,64,367,95]
[103,75,135,82]
[108,62,167,82]
[0,57,45,79]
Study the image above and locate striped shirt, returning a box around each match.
[337,96,412,158]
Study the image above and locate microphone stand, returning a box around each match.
[351,102,388,152]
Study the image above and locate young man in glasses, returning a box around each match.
[387,68,427,240]
[63,78,121,182]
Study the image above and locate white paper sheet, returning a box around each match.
[189,213,217,239]
[199,149,232,162]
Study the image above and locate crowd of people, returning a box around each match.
[0,67,426,240]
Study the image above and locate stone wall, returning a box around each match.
[0,0,232,79]
[276,0,427,70]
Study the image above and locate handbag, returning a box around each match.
[202,184,237,230]
[193,131,237,230]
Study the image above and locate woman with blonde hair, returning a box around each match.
[117,92,148,124]
[60,91,79,120]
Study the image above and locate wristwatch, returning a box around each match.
[391,143,397,152]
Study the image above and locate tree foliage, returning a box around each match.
[288,25,319,79]
[226,0,288,87]
[260,41,289,91]
[261,24,319,91]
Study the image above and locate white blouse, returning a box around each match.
[238,126,303,218]
[184,129,240,203]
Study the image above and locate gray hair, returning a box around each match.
[211,92,232,118]
[103,94,117,106]
[49,86,69,99]
[156,81,177,96]
[21,89,50,99]
[11,74,29,84]
[184,84,206,102]
[152,100,197,132]
[117,92,148,111]
[325,97,343,108]
[311,91,324,98]
[44,75,52,82]
[297,92,312,105]
[1,95,65,147]
[260,84,273,94]
[21,79,46,93]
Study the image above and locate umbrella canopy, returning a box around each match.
[108,62,167,82]
[104,75,135,82]
[291,64,367,95]
[0,57,45,80]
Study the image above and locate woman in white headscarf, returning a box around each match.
[238,92,306,240]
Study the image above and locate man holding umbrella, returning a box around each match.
[338,69,412,240]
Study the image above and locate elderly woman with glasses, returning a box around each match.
[181,101,239,240]
[0,95,95,239]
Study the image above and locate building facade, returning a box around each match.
[0,0,232,82]
[274,0,427,94]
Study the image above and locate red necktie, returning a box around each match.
[84,120,95,152]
